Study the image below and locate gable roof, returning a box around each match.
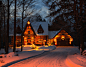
[31,22,48,36]
[53,28,74,38]
[37,25,44,33]
[48,28,74,39]
[23,22,36,35]
[48,30,61,39]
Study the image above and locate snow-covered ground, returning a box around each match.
[0,45,86,67]
[0,45,55,67]
[8,46,86,67]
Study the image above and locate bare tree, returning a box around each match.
[0,1,2,50]
[44,0,86,53]
[13,0,16,52]
[20,0,35,51]
[72,0,86,54]
[21,0,24,51]
[5,0,10,54]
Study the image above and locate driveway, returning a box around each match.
[9,46,80,67]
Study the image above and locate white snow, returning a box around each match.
[0,45,55,67]
[0,45,86,67]
[6,52,16,58]
[8,46,86,67]
[31,22,48,35]
[65,54,86,67]
[48,30,60,39]
[9,34,21,36]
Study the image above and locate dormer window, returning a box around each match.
[37,25,44,34]
[38,31,43,33]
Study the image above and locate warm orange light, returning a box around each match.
[61,35,65,40]
[54,38,56,42]
[25,43,27,45]
[24,37,27,45]
[24,37,26,39]
[32,37,34,39]
[44,40,46,42]
[69,38,73,44]
[56,35,59,38]
[55,43,57,45]
[27,21,30,24]
[70,38,73,42]
[69,42,71,44]
[29,26,31,28]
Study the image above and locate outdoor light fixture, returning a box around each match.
[27,21,30,24]
[61,35,65,40]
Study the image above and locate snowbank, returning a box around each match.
[0,45,56,67]
[65,54,86,67]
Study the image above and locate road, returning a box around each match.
[9,47,79,67]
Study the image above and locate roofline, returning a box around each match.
[53,28,74,38]
[22,22,36,36]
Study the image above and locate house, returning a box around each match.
[9,21,73,47]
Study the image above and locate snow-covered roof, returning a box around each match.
[9,34,21,36]
[9,21,48,36]
[31,22,48,36]
[48,30,60,39]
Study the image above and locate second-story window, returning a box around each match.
[28,31,30,34]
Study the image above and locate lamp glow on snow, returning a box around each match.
[35,46,40,50]
[31,44,36,49]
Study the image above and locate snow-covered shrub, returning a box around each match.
[31,47,36,49]
[48,43,51,46]
[31,44,36,49]
[82,50,86,56]
[15,50,20,52]
[73,53,77,55]
[0,60,5,63]
[6,52,17,57]
[15,54,19,56]
[0,54,6,58]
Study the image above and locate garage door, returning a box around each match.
[57,39,69,46]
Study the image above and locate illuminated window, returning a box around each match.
[28,36,30,39]
[28,37,30,39]
[61,35,65,40]
[28,26,31,29]
[28,31,30,34]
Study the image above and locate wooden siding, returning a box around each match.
[10,36,21,47]
[54,30,73,46]
[35,36,48,45]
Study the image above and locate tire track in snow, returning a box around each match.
[9,47,77,67]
